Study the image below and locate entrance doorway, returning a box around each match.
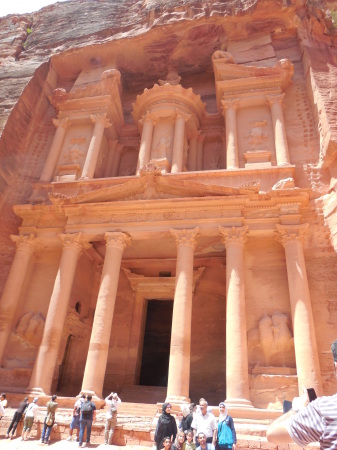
[139,299,173,387]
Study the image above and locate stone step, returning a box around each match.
[120,386,167,404]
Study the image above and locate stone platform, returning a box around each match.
[0,396,319,450]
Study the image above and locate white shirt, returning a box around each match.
[105,395,121,419]
[191,412,216,439]
[0,403,4,417]
[25,403,38,419]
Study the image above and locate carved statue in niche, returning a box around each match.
[5,312,45,368]
[152,135,171,160]
[247,312,295,368]
[62,136,86,163]
[247,121,268,149]
[158,70,181,86]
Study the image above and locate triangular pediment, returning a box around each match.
[48,170,257,206]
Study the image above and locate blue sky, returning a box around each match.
[0,0,69,18]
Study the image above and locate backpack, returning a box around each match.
[45,412,54,426]
[217,419,233,447]
[81,401,93,415]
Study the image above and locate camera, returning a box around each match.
[283,388,317,413]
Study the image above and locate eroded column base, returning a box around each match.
[25,387,47,396]
[79,390,103,400]
[225,398,254,408]
[165,394,191,404]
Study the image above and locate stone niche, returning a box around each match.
[132,83,206,174]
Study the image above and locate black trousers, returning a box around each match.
[7,411,23,435]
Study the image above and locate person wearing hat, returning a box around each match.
[21,397,39,441]
[154,403,177,450]
[6,396,29,439]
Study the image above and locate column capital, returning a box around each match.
[139,111,157,126]
[52,117,69,129]
[59,232,92,253]
[105,231,132,251]
[11,234,39,254]
[274,223,309,247]
[219,226,249,247]
[175,111,191,122]
[90,113,111,128]
[221,98,240,111]
[266,93,285,107]
[170,228,199,249]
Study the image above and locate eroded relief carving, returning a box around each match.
[248,312,295,368]
[272,177,296,190]
[5,312,45,368]
[247,121,268,149]
[62,136,87,163]
[152,135,171,160]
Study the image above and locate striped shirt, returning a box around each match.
[287,393,337,449]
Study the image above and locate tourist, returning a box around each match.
[266,338,337,449]
[78,393,96,448]
[162,436,173,450]
[154,403,177,450]
[21,397,39,441]
[66,394,85,442]
[104,392,121,445]
[196,432,215,450]
[0,400,4,421]
[178,405,193,433]
[6,396,29,439]
[1,393,7,409]
[216,402,236,450]
[172,430,185,450]
[41,394,58,445]
[191,399,216,445]
[183,430,196,450]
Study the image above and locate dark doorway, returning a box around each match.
[56,334,73,393]
[139,299,173,387]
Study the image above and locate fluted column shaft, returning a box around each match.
[267,94,290,166]
[222,99,239,169]
[275,224,322,395]
[40,118,69,182]
[188,132,198,172]
[137,114,154,174]
[166,228,199,402]
[81,114,111,179]
[171,113,189,173]
[28,234,87,395]
[81,232,131,398]
[220,226,252,407]
[0,235,37,365]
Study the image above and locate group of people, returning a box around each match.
[154,399,236,450]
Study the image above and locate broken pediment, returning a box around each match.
[48,169,257,206]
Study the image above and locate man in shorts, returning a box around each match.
[66,394,85,442]
[21,397,39,441]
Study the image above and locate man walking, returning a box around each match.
[267,338,337,449]
[79,394,96,448]
[6,396,29,439]
[104,392,121,445]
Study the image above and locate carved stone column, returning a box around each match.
[81,232,131,398]
[219,226,252,408]
[197,132,205,171]
[81,114,111,179]
[0,235,38,366]
[103,140,118,178]
[111,143,123,177]
[171,112,190,173]
[137,113,154,174]
[188,131,199,172]
[267,94,290,166]
[275,224,322,395]
[40,118,69,182]
[28,233,89,395]
[166,228,199,402]
[222,99,239,169]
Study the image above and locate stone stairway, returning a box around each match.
[119,385,167,405]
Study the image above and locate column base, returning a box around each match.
[25,387,47,396]
[225,398,254,409]
[165,395,191,404]
[79,390,103,400]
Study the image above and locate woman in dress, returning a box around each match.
[154,403,177,450]
[216,403,236,450]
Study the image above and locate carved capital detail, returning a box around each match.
[221,98,240,112]
[139,111,156,126]
[266,93,285,107]
[52,118,69,129]
[11,234,39,254]
[59,232,91,253]
[90,113,111,128]
[175,111,191,123]
[274,224,309,247]
[105,232,132,251]
[170,228,199,249]
[219,226,249,247]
